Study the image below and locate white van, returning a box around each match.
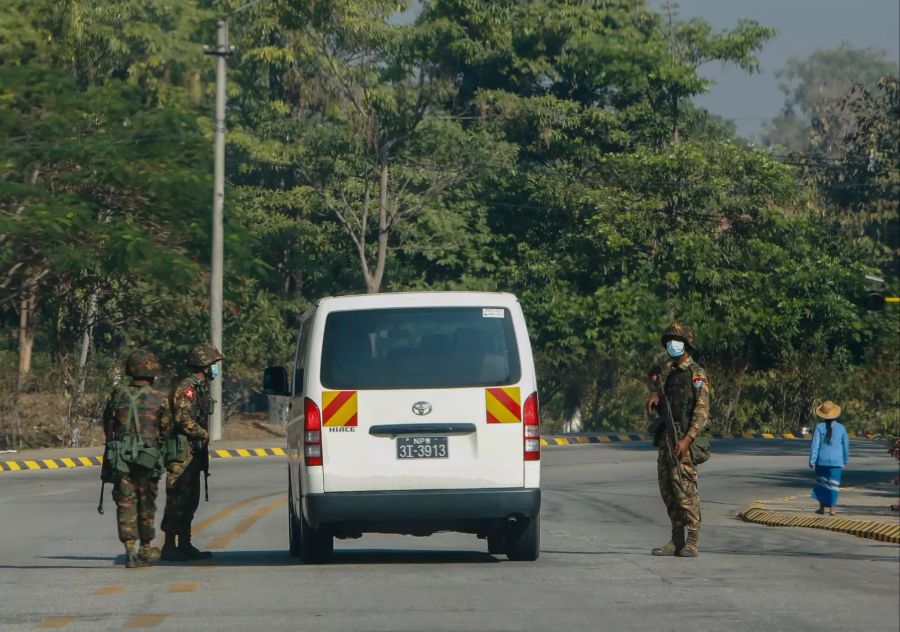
[263,291,541,562]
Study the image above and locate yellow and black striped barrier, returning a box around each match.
[738,503,900,544]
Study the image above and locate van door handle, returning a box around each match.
[369,423,477,437]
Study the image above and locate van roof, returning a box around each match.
[316,291,519,311]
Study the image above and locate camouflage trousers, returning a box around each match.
[112,467,159,543]
[657,440,701,531]
[161,458,201,536]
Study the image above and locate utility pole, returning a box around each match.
[204,21,231,442]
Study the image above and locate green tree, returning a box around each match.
[230,0,513,293]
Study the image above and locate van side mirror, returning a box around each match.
[263,366,290,396]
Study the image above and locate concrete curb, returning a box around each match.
[737,503,900,544]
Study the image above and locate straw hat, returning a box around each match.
[815,400,841,419]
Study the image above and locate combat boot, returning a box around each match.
[124,540,140,569]
[677,528,700,557]
[138,541,161,566]
[160,533,188,562]
[651,527,684,556]
[178,534,213,560]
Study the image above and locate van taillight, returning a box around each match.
[523,391,540,461]
[304,397,323,466]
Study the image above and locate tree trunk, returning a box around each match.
[16,289,36,393]
[723,359,749,434]
[368,153,390,293]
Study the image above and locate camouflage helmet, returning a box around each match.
[187,342,223,368]
[125,349,162,379]
[661,322,697,351]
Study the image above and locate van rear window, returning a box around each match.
[320,307,522,390]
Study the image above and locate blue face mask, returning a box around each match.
[666,340,685,358]
[210,364,220,380]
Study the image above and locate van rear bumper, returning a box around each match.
[304,488,540,525]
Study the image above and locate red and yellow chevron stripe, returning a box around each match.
[485,386,521,423]
[322,390,358,427]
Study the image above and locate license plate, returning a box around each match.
[396,436,448,459]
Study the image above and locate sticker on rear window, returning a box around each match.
[483,308,504,318]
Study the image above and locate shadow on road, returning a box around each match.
[34,548,503,567]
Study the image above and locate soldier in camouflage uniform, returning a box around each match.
[160,342,222,561]
[645,323,710,558]
[102,350,168,568]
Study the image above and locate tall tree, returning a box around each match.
[231,0,513,293]
[764,44,898,152]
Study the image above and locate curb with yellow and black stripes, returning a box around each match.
[539,431,832,446]
[738,503,900,544]
[0,447,286,473]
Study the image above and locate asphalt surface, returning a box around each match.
[0,440,897,631]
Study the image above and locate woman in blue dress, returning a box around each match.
[808,400,850,516]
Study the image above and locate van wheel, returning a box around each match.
[505,515,540,561]
[288,479,302,558]
[299,511,334,564]
[487,533,506,555]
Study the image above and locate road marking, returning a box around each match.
[207,497,285,550]
[170,582,198,593]
[36,616,79,628]
[60,458,77,468]
[78,457,94,466]
[93,584,125,595]
[192,492,280,536]
[124,614,168,628]
[152,491,279,548]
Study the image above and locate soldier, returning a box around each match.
[645,322,711,558]
[101,350,167,568]
[160,342,221,561]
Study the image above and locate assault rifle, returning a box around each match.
[196,381,211,502]
[648,366,683,485]
[195,440,210,502]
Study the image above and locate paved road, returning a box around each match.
[0,440,897,631]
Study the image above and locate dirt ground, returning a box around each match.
[1,392,284,449]
[221,412,286,442]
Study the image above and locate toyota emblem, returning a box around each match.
[412,401,432,416]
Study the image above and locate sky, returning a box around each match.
[671,0,900,139]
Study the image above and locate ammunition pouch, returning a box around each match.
[102,437,163,480]
[101,439,130,483]
[165,434,190,465]
[689,433,711,465]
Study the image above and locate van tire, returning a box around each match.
[288,479,302,558]
[505,515,540,561]
[300,511,334,564]
[487,533,506,555]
